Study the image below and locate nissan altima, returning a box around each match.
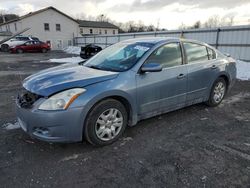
[16,37,236,146]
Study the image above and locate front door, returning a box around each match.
[136,42,188,119]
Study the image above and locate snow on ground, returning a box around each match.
[236,60,250,81]
[2,122,20,130]
[48,56,84,63]
[63,46,81,55]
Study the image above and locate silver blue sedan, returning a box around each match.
[16,37,236,146]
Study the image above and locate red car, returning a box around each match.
[10,41,50,53]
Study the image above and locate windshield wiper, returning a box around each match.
[88,65,103,70]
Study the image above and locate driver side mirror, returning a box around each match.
[141,63,162,73]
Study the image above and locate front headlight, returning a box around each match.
[38,88,86,110]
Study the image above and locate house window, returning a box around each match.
[44,23,49,31]
[56,24,61,31]
[105,30,107,34]
[113,30,115,34]
[14,23,17,31]
[80,28,83,34]
[90,29,93,34]
[99,29,102,34]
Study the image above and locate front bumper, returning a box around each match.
[16,102,85,143]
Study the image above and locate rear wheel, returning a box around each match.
[17,48,23,54]
[84,99,128,146]
[206,77,227,107]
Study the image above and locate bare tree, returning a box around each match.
[96,14,110,22]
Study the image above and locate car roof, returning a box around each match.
[121,37,178,44]
[120,37,210,46]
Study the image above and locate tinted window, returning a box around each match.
[183,42,208,63]
[207,47,216,60]
[145,43,182,68]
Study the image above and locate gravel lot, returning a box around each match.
[0,51,250,187]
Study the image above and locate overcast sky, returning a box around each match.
[0,0,250,29]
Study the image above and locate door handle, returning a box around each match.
[177,73,185,79]
[211,65,217,69]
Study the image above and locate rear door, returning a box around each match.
[136,42,188,118]
[182,42,219,104]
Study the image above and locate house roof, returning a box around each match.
[0,6,78,26]
[78,20,119,29]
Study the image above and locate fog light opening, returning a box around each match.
[34,127,50,136]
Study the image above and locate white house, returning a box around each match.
[0,7,80,50]
[78,20,119,35]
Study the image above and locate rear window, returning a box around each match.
[183,42,208,63]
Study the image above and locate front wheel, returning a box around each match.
[84,99,128,146]
[206,78,227,107]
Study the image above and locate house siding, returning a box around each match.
[0,9,80,50]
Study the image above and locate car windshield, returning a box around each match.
[84,42,154,72]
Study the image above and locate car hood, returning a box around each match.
[23,63,119,97]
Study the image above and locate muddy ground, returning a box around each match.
[0,51,250,187]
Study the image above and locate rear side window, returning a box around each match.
[183,42,208,63]
[145,43,182,68]
[207,47,216,60]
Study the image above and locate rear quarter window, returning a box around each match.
[183,42,209,63]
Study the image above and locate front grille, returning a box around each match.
[17,88,42,108]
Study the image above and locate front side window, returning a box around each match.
[44,23,49,31]
[56,24,61,31]
[25,41,34,45]
[84,42,154,72]
[145,43,182,68]
[183,42,208,63]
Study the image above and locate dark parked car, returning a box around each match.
[10,41,50,53]
[16,37,236,146]
[80,44,102,59]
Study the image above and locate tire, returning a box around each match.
[17,49,23,54]
[206,77,227,107]
[1,44,9,52]
[84,99,128,146]
[41,48,47,53]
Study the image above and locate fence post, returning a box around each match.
[215,28,221,49]
[105,36,108,48]
[180,30,185,38]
